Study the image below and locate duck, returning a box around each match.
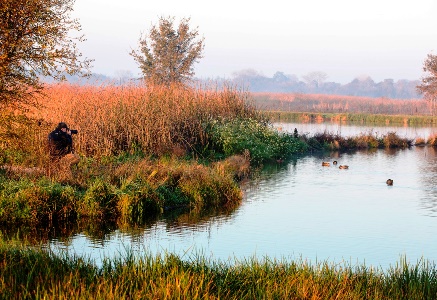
[322,162,330,166]
[339,165,349,169]
[386,179,393,186]
[333,160,338,165]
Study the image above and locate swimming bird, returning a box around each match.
[333,160,338,165]
[339,165,349,169]
[386,179,393,185]
[322,162,330,166]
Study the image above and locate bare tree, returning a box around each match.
[130,16,205,86]
[417,53,437,115]
[0,0,92,104]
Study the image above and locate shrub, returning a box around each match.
[382,132,413,148]
[414,137,426,146]
[209,118,307,164]
[427,133,437,146]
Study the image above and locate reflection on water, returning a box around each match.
[32,123,437,269]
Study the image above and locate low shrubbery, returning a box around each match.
[208,118,308,163]
[301,130,414,151]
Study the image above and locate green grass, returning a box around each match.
[0,238,436,299]
[264,111,437,126]
[0,155,245,226]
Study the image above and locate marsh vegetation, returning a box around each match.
[1,84,436,298]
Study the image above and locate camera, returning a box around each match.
[69,129,78,134]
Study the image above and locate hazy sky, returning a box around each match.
[73,0,437,83]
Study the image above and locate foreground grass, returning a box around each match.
[0,239,436,299]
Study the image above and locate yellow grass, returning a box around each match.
[26,83,259,158]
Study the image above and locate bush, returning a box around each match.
[209,118,307,164]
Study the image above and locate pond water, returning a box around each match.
[47,122,437,270]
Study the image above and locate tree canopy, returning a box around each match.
[131,16,205,86]
[0,0,92,104]
[417,53,437,114]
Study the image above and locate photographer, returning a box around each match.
[48,122,80,167]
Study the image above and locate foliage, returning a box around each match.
[131,16,204,86]
[301,130,412,151]
[0,0,92,104]
[417,53,437,115]
[209,118,308,164]
[233,70,421,98]
[0,112,52,166]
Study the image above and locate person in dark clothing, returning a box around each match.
[47,122,80,178]
[48,122,74,158]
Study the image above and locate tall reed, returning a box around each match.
[31,83,261,158]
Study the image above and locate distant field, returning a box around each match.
[251,92,429,115]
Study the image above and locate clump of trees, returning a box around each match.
[230,69,421,99]
[0,0,92,104]
[131,16,205,86]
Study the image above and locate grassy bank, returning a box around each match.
[1,238,436,299]
[0,155,249,226]
[264,111,437,126]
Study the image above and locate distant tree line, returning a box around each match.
[224,69,421,99]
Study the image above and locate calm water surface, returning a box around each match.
[48,122,437,270]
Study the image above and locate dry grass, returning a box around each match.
[253,92,429,115]
[27,83,260,159]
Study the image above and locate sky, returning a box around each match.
[72,0,437,84]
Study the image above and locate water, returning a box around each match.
[276,121,437,140]
[47,122,437,270]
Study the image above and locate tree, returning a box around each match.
[131,16,205,86]
[302,71,328,89]
[0,0,92,104]
[417,53,437,115]
[272,71,288,83]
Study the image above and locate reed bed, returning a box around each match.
[254,92,430,116]
[31,83,261,158]
[0,238,436,299]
